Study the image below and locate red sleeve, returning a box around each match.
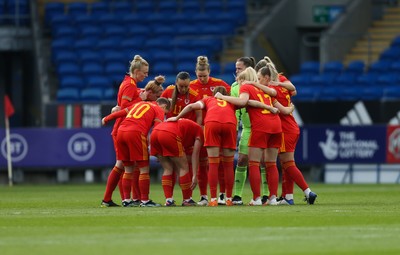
[103,108,129,124]
[120,86,140,108]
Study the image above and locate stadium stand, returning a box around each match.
[44,0,248,102]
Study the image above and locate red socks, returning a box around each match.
[103,166,123,202]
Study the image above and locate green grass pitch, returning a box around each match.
[1,183,400,255]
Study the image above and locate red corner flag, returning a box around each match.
[4,95,15,118]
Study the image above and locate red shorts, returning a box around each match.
[116,130,149,165]
[279,132,299,153]
[248,130,281,149]
[112,134,118,154]
[204,122,237,150]
[150,129,185,157]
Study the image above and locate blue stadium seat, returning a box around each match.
[146,12,169,24]
[59,75,85,89]
[152,62,175,76]
[360,87,383,101]
[176,24,199,37]
[103,88,116,101]
[341,87,360,101]
[356,73,378,86]
[145,37,173,50]
[158,1,178,14]
[192,13,211,24]
[309,74,335,86]
[204,1,224,12]
[74,37,98,52]
[96,37,122,51]
[322,61,343,75]
[170,13,193,27]
[368,60,392,74]
[176,61,195,77]
[53,50,78,65]
[53,25,77,38]
[226,1,246,25]
[104,62,127,77]
[120,37,146,51]
[382,86,400,101]
[86,75,112,88]
[201,22,235,36]
[215,74,235,85]
[293,86,319,102]
[379,47,400,61]
[103,50,126,64]
[318,87,338,101]
[170,38,194,51]
[126,24,151,37]
[49,15,71,31]
[300,61,320,75]
[45,2,65,26]
[104,25,125,37]
[390,61,400,73]
[135,1,154,14]
[175,50,198,63]
[345,60,365,75]
[52,38,74,55]
[82,63,104,76]
[222,62,236,75]
[112,1,133,14]
[181,1,201,14]
[57,88,80,102]
[335,73,357,86]
[391,36,400,48]
[376,73,398,86]
[79,51,102,65]
[289,74,312,87]
[57,63,81,76]
[90,1,109,15]
[80,87,103,101]
[73,14,96,27]
[151,49,174,62]
[79,25,102,38]
[153,25,175,37]
[122,14,146,27]
[67,2,88,16]
[97,13,121,27]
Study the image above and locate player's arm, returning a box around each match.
[214,92,249,108]
[190,138,202,190]
[195,109,203,125]
[245,81,277,97]
[167,101,204,121]
[102,108,129,125]
[273,100,295,115]
[269,80,296,91]
[248,100,279,114]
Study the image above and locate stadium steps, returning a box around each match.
[219,1,277,69]
[343,5,400,65]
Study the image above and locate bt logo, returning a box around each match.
[67,133,96,161]
[1,134,28,162]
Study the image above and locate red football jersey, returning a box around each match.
[273,82,300,134]
[153,118,204,152]
[239,83,281,133]
[190,77,231,98]
[118,101,165,134]
[202,97,237,125]
[161,85,201,121]
[112,75,142,136]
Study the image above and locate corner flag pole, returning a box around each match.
[5,115,13,186]
[4,95,15,187]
